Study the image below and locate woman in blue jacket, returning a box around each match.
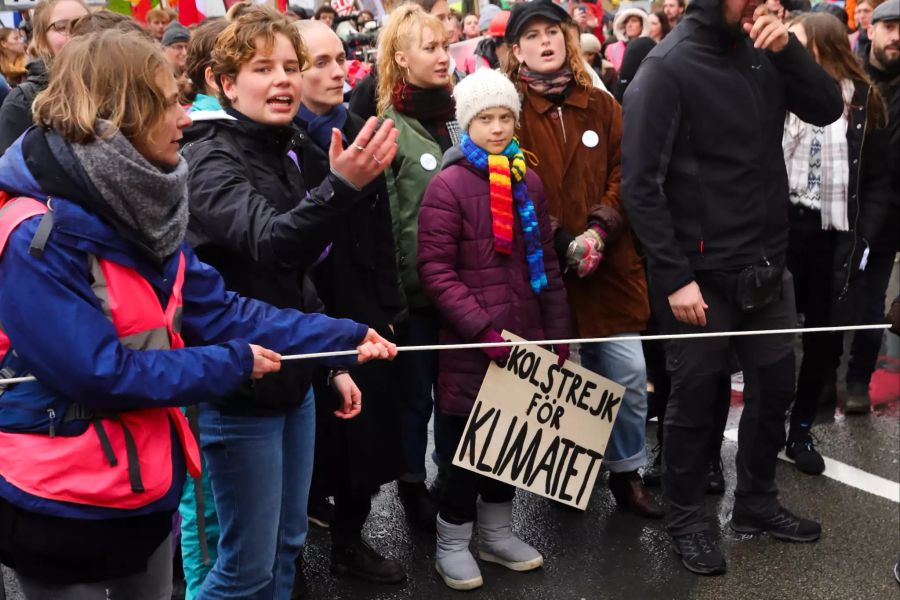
[0,29,394,599]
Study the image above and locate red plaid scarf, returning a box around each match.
[391,82,456,151]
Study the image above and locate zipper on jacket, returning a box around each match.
[47,408,56,437]
[838,88,868,301]
[556,107,567,143]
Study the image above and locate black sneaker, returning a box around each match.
[671,531,727,575]
[331,538,407,584]
[705,459,725,495]
[397,481,438,532]
[785,430,825,475]
[308,496,334,529]
[730,505,821,542]
[643,445,663,487]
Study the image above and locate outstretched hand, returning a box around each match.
[329,117,400,190]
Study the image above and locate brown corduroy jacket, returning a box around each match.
[516,83,649,337]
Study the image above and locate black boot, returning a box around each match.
[397,481,438,532]
[331,537,407,584]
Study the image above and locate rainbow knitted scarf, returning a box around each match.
[460,134,548,294]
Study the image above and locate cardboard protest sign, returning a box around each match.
[452,332,624,510]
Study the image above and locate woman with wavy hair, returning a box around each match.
[504,0,662,519]
[182,7,398,597]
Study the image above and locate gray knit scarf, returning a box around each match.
[68,121,190,261]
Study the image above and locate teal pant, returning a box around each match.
[179,461,219,600]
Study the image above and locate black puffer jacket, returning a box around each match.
[182,110,362,414]
[0,59,47,155]
[830,80,893,323]
[621,0,843,296]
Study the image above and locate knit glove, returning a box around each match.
[566,226,607,278]
[554,343,570,367]
[480,330,511,364]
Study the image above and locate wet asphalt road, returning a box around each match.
[296,402,900,600]
[3,276,899,600]
[1,381,897,600]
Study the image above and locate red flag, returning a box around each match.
[178,0,203,25]
[131,0,152,23]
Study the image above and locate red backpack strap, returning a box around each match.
[0,197,48,258]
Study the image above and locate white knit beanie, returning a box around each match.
[453,68,521,133]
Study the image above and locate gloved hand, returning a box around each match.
[480,330,511,364]
[554,343,570,367]
[566,226,606,278]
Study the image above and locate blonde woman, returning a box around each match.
[0,0,89,153]
[376,2,458,531]
[0,27,27,87]
[0,29,394,598]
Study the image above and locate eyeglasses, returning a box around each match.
[48,19,71,35]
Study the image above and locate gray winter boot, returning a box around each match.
[476,499,544,571]
[435,515,483,590]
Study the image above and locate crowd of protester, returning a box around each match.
[0,0,897,597]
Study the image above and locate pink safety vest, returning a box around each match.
[0,195,201,510]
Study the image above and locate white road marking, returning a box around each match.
[723,428,900,504]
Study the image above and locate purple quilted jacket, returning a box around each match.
[418,149,573,417]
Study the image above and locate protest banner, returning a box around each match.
[452,332,624,511]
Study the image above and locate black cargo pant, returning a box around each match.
[659,270,797,536]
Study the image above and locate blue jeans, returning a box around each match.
[197,389,315,600]
[396,311,439,481]
[579,336,648,473]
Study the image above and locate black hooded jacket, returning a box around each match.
[0,59,48,155]
[620,0,843,296]
[182,111,361,413]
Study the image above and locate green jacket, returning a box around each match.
[383,106,443,309]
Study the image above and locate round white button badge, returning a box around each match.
[420,153,438,171]
[582,130,599,148]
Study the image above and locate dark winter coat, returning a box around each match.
[621,0,844,296]
[0,59,47,154]
[418,148,573,417]
[182,110,363,414]
[299,110,406,493]
[516,83,650,338]
[830,80,894,323]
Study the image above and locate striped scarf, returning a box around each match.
[460,134,548,294]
